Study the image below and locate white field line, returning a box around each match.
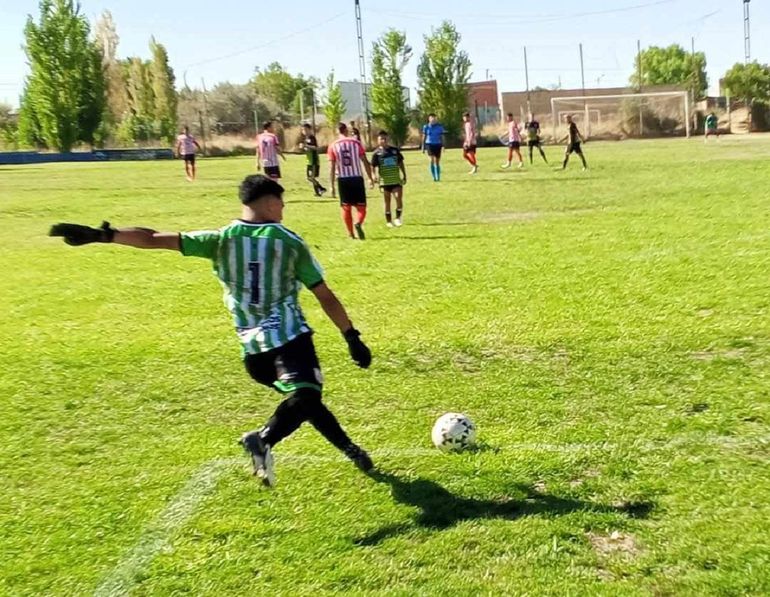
[94,433,768,595]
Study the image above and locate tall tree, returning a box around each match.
[122,57,154,142]
[21,0,106,151]
[94,10,128,130]
[722,62,770,105]
[630,44,707,99]
[149,37,177,141]
[253,62,313,121]
[370,29,412,146]
[323,72,346,129]
[417,21,471,139]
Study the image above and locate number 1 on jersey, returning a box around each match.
[248,261,261,305]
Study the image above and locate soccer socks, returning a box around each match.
[540,148,548,164]
[341,205,354,237]
[396,208,402,220]
[385,211,392,224]
[430,163,436,181]
[355,204,367,225]
[435,164,441,181]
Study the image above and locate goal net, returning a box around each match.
[550,91,690,140]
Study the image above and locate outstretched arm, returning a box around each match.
[50,221,180,251]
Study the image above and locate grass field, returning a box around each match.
[2,137,769,595]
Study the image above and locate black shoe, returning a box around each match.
[354,223,365,240]
[344,444,374,473]
[240,431,275,487]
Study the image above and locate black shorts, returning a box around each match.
[425,144,443,158]
[244,332,322,393]
[380,184,402,193]
[463,144,477,154]
[338,177,367,205]
[264,165,281,179]
[527,139,541,148]
[508,141,521,150]
[183,154,195,164]
[306,163,320,178]
[566,142,582,154]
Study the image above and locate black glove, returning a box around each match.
[344,328,372,369]
[49,221,116,246]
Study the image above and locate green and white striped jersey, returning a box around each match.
[180,220,324,355]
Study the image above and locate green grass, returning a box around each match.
[1,137,769,595]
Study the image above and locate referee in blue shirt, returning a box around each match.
[421,114,445,182]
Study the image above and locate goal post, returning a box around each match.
[550,91,690,140]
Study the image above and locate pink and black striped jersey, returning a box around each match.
[327,137,366,179]
[257,132,280,167]
[508,121,521,142]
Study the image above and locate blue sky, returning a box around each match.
[1,0,766,107]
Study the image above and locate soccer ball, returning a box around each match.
[431,412,477,452]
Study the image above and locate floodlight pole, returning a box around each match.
[523,46,531,116]
[355,0,372,147]
[744,0,751,63]
[579,42,589,136]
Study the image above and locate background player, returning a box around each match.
[49,175,374,488]
[371,130,407,228]
[525,113,548,165]
[175,126,201,181]
[349,121,362,142]
[256,121,285,179]
[422,114,445,182]
[462,112,479,174]
[562,114,588,170]
[328,123,375,240]
[501,113,524,169]
[300,123,326,197]
[705,111,719,141]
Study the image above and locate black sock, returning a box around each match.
[261,394,308,446]
[302,391,353,452]
[385,211,392,223]
[396,209,402,219]
[541,149,548,164]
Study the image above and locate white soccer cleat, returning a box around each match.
[501,162,511,169]
[394,218,403,227]
[386,221,394,228]
[517,162,524,169]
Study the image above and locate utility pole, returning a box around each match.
[744,0,751,62]
[354,0,371,147]
[524,46,531,116]
[637,40,644,137]
[579,42,588,136]
[200,77,209,155]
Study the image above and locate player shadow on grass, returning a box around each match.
[354,471,654,546]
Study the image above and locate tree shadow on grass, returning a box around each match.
[355,471,654,546]
[369,235,481,242]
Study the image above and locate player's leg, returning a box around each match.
[562,146,571,169]
[394,186,403,226]
[278,334,373,472]
[528,142,534,164]
[383,188,393,227]
[538,143,548,164]
[503,144,513,168]
[514,146,524,167]
[341,203,354,238]
[435,149,442,181]
[354,203,367,240]
[577,145,588,169]
[190,155,196,181]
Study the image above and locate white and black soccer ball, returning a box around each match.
[431,412,477,452]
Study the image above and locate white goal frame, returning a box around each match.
[550,91,690,139]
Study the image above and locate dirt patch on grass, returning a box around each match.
[691,348,747,361]
[588,531,641,558]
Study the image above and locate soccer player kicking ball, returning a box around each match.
[256,121,286,180]
[49,175,374,488]
[501,113,524,169]
[328,122,374,240]
[371,130,407,228]
[525,113,548,165]
[175,126,202,181]
[421,114,445,182]
[562,114,588,171]
[462,112,479,174]
[300,123,326,197]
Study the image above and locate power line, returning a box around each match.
[182,12,347,70]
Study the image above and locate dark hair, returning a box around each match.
[302,122,312,129]
[507,113,513,118]
[239,174,284,205]
[262,121,272,131]
[463,111,470,117]
[377,130,388,137]
[338,122,348,134]
[428,113,436,118]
